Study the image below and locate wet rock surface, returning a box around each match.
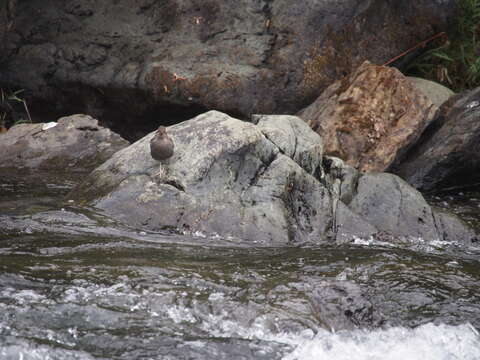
[393,87,480,191]
[69,110,476,245]
[0,1,455,135]
[0,114,129,171]
[298,61,437,172]
[309,281,384,331]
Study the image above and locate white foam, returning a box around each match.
[283,323,480,360]
[159,295,480,359]
[0,341,93,360]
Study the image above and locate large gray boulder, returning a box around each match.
[0,0,455,133]
[72,111,332,244]
[393,87,480,191]
[70,111,476,245]
[0,114,129,171]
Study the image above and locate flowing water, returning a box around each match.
[1,171,480,360]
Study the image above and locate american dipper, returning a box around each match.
[150,126,174,161]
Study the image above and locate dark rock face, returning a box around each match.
[0,0,455,137]
[0,0,16,59]
[70,110,476,245]
[393,87,480,191]
[0,114,129,171]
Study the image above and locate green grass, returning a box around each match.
[0,88,32,128]
[407,0,480,91]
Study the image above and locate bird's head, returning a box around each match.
[157,126,167,136]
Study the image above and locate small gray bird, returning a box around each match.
[150,126,174,161]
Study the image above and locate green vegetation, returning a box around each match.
[407,0,480,91]
[0,88,32,129]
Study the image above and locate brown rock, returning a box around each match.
[298,61,437,172]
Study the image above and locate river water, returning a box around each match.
[1,171,480,359]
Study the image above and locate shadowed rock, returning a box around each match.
[393,87,480,191]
